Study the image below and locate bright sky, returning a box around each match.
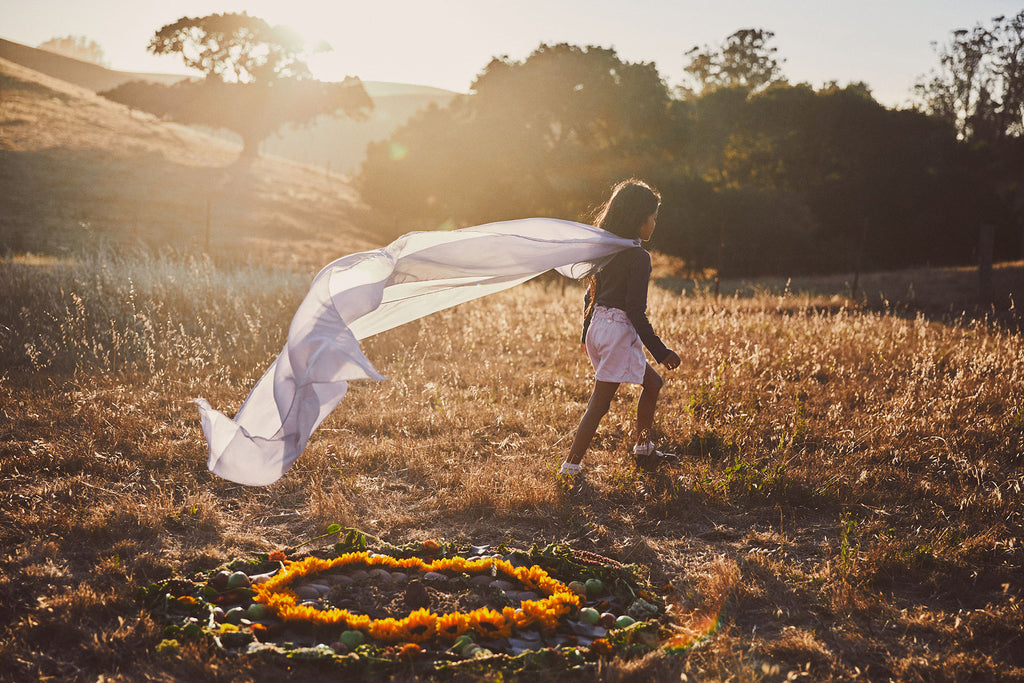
[2,0,1022,107]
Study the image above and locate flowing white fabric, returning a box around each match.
[195,218,638,486]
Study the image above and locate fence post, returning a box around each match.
[851,218,868,300]
[714,220,724,298]
[978,223,994,305]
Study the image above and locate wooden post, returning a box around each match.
[979,223,994,305]
[851,218,869,300]
[714,220,724,298]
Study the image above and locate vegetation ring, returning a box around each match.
[254,551,582,643]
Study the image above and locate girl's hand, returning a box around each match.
[661,350,681,370]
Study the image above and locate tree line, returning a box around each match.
[358,23,1024,277]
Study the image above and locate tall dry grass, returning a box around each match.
[0,248,1021,681]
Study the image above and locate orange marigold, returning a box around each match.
[268,550,287,562]
[468,608,512,638]
[252,550,580,644]
[398,642,423,661]
[436,612,470,641]
[590,638,614,656]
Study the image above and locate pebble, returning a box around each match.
[349,570,369,581]
[391,572,408,583]
[250,572,276,585]
[293,585,321,600]
[489,580,515,591]
[422,571,447,581]
[470,575,493,586]
[369,568,393,582]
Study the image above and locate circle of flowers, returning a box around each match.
[254,551,582,643]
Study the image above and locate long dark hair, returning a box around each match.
[584,179,661,325]
[593,179,661,239]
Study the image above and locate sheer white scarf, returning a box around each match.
[196,218,637,485]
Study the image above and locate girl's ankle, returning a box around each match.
[633,442,654,455]
[559,461,582,475]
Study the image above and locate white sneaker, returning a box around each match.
[633,442,680,470]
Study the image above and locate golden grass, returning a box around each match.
[1,246,1022,681]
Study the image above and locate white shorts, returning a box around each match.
[586,306,647,385]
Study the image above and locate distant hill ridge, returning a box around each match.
[0,37,185,91]
[0,37,458,171]
[0,54,387,264]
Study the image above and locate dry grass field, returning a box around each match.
[1,247,1022,681]
[2,50,1023,682]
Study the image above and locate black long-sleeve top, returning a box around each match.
[580,246,670,363]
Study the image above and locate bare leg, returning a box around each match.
[565,380,620,465]
[634,363,663,447]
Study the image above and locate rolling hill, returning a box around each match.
[0,55,387,268]
[0,37,458,173]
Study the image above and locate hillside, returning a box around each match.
[0,37,457,173]
[0,56,384,269]
[0,37,186,90]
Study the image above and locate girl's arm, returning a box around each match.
[624,250,671,363]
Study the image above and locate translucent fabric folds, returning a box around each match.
[195,218,638,486]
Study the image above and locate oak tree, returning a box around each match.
[104,12,371,159]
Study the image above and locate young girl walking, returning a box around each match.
[559,179,681,484]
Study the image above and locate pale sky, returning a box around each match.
[2,0,1022,107]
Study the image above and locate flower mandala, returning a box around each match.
[254,551,580,642]
[141,531,672,677]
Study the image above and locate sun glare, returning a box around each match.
[258,3,428,85]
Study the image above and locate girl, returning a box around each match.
[559,179,681,484]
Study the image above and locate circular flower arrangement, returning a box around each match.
[143,529,673,677]
[254,551,580,642]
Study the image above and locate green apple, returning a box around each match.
[246,603,269,620]
[578,607,601,625]
[339,630,364,648]
[226,571,250,589]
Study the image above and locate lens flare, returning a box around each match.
[389,141,409,160]
[660,591,729,652]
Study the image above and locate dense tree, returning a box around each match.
[916,11,1024,260]
[357,34,1016,276]
[37,35,107,66]
[680,29,785,98]
[657,83,970,275]
[102,12,371,159]
[915,11,1024,142]
[359,44,672,226]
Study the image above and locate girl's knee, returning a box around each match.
[644,369,663,394]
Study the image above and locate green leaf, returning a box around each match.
[326,524,341,535]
